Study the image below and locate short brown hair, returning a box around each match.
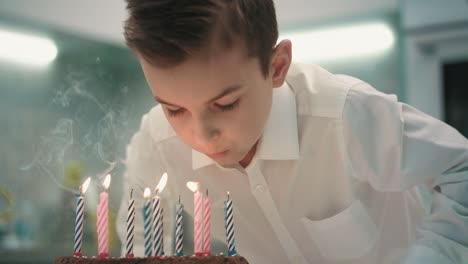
[124,0,278,77]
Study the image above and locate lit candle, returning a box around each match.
[143,188,153,257]
[97,174,111,258]
[152,173,168,257]
[186,181,203,256]
[224,192,237,256]
[160,206,165,256]
[175,195,184,256]
[203,189,211,256]
[73,177,91,257]
[126,188,135,258]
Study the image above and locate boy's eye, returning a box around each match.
[216,99,240,112]
[166,107,185,117]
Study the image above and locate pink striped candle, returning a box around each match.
[186,182,203,256]
[97,174,111,258]
[194,187,203,255]
[203,189,211,256]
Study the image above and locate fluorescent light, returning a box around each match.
[280,22,395,62]
[0,28,58,66]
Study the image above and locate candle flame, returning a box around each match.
[155,172,168,194]
[102,174,111,190]
[143,188,151,199]
[80,177,91,194]
[186,181,200,193]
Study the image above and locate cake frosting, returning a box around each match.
[54,255,249,264]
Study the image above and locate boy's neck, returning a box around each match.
[239,143,257,168]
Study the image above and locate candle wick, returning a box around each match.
[130,188,133,199]
[178,195,181,204]
[206,189,209,197]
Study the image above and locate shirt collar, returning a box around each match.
[192,82,299,170]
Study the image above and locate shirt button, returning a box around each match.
[255,184,265,193]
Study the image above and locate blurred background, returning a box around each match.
[0,0,467,263]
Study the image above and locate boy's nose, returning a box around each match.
[193,118,220,144]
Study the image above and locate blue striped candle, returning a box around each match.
[224,192,237,256]
[152,173,168,257]
[73,177,90,257]
[143,188,153,257]
[73,195,85,257]
[175,195,184,256]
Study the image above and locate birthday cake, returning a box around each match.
[62,177,244,264]
[54,255,249,264]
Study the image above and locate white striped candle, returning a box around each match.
[224,192,237,256]
[126,189,135,258]
[143,188,153,257]
[203,189,211,255]
[73,178,90,257]
[175,196,184,256]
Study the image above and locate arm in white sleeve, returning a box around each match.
[342,83,468,263]
[116,113,168,257]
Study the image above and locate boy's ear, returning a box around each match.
[270,39,292,88]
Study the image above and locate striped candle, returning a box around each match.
[73,195,85,257]
[126,189,135,258]
[224,192,237,256]
[175,196,184,256]
[97,174,111,258]
[193,185,203,255]
[160,206,165,256]
[203,189,211,255]
[152,173,168,257]
[152,193,163,256]
[143,188,153,257]
[74,177,90,257]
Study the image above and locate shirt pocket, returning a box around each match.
[301,199,378,261]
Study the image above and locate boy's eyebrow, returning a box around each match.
[154,96,179,107]
[155,84,242,107]
[208,84,242,103]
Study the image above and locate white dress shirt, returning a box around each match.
[117,63,468,264]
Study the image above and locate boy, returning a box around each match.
[117,1,468,263]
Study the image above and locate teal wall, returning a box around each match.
[280,11,403,99]
[0,18,154,262]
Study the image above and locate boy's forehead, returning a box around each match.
[141,50,256,103]
[142,44,254,80]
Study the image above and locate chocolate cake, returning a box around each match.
[54,255,249,264]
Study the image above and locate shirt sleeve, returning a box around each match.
[342,82,468,263]
[116,113,168,257]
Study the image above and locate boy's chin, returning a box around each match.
[214,157,237,166]
[213,154,242,167]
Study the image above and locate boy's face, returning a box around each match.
[140,41,291,167]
